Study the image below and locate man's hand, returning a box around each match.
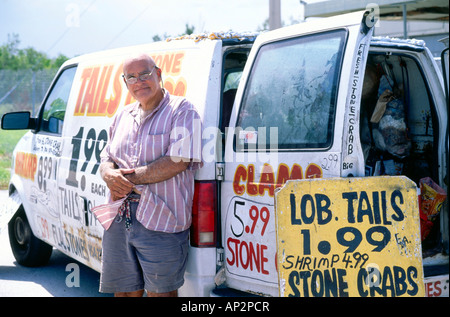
[100,162,135,200]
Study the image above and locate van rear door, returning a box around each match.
[221,10,376,296]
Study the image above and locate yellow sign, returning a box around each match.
[275,176,424,297]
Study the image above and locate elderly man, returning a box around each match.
[99,54,202,297]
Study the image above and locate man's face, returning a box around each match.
[123,57,161,105]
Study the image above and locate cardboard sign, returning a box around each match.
[275,176,424,297]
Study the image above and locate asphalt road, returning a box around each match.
[0,190,112,297]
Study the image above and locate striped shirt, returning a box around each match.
[100,90,202,233]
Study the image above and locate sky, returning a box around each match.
[0,0,306,58]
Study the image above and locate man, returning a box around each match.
[98,54,202,297]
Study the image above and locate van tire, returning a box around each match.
[8,208,53,267]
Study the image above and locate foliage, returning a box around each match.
[0,33,68,71]
[0,129,27,189]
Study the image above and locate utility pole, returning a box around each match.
[269,0,282,30]
[402,3,408,38]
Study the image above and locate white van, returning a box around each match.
[2,11,448,297]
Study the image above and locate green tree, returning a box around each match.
[0,33,68,70]
[184,24,195,35]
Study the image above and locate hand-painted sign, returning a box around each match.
[275,176,424,297]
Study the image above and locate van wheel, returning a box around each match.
[8,208,53,267]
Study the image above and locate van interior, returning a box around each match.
[361,52,446,259]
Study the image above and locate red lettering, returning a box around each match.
[305,163,323,179]
[233,163,322,197]
[106,66,123,117]
[164,78,187,96]
[164,80,174,95]
[153,55,162,68]
[74,68,93,115]
[84,66,100,114]
[259,163,275,196]
[150,51,184,75]
[260,244,269,275]
[172,78,187,96]
[161,54,174,74]
[73,64,124,117]
[426,281,442,297]
[276,164,289,188]
[247,164,258,195]
[227,237,240,267]
[249,241,259,270]
[435,281,442,296]
[96,65,113,115]
[72,53,187,117]
[153,52,185,75]
[226,237,269,275]
[233,165,246,195]
[171,53,184,74]
[276,163,303,188]
[14,152,37,180]
[290,164,303,180]
[240,240,250,269]
[426,281,432,296]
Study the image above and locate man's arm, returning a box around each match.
[124,156,190,185]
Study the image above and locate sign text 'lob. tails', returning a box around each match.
[275,176,424,297]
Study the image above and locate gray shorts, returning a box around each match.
[99,196,189,294]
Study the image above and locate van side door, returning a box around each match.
[221,10,376,296]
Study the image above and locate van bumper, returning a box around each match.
[424,274,449,297]
[178,247,216,297]
[210,287,262,297]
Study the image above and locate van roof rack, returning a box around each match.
[166,31,259,43]
[371,36,426,51]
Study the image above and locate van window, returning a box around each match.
[236,30,346,150]
[221,49,250,132]
[40,66,77,134]
[221,71,241,131]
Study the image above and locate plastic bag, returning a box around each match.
[371,88,411,158]
[419,177,447,240]
[419,177,447,219]
[370,89,394,123]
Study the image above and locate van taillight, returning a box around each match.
[191,181,217,247]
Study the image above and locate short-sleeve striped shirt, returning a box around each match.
[101,91,203,233]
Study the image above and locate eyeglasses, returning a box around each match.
[123,66,157,84]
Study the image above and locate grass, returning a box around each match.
[0,129,27,189]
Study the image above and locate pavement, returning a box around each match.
[0,190,11,235]
[0,190,111,297]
